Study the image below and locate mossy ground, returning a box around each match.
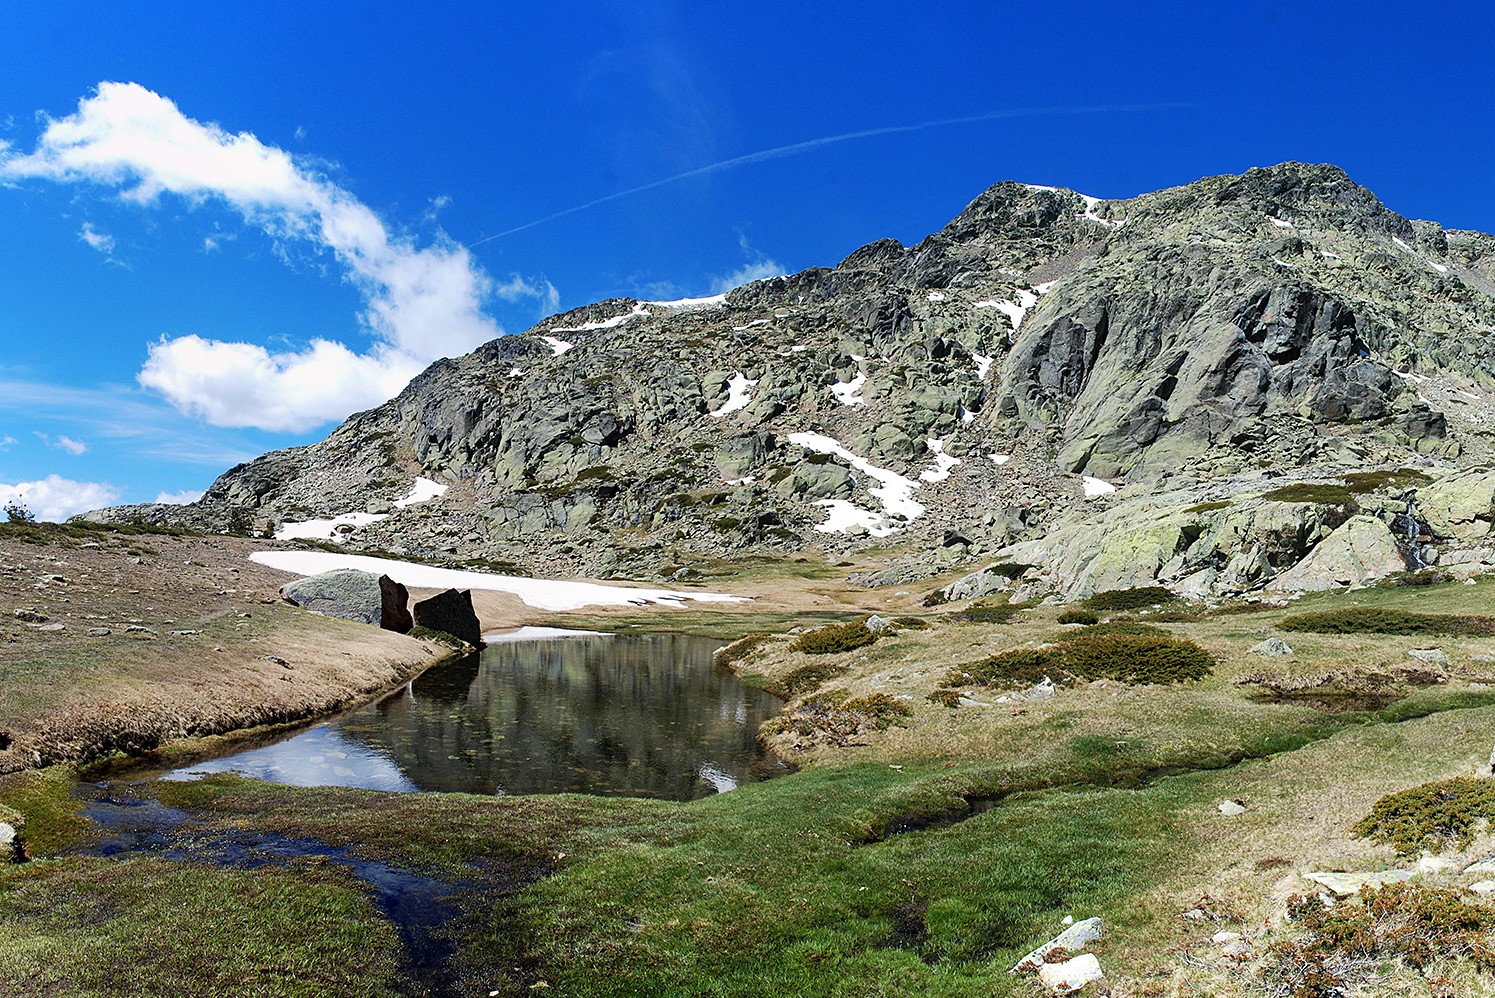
[5,574,1495,995]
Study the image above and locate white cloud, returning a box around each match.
[0,435,15,450]
[33,432,88,455]
[79,222,116,257]
[0,474,121,522]
[154,488,204,505]
[710,257,785,294]
[138,334,423,431]
[493,274,560,312]
[1,82,558,431]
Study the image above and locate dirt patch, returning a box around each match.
[0,529,450,773]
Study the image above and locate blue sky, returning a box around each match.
[2,2,1493,519]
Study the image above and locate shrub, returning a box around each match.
[947,601,1016,624]
[790,620,879,655]
[1081,620,1169,638]
[1353,777,1495,854]
[1280,608,1495,636]
[985,562,1034,579]
[1056,609,1098,625]
[4,501,35,524]
[926,688,963,708]
[922,589,950,607]
[950,630,1213,691]
[777,660,850,698]
[764,689,912,746]
[1262,883,1495,996]
[1376,568,1454,588]
[713,633,775,669]
[956,647,1065,688]
[1060,632,1214,684]
[1144,609,1203,622]
[1082,586,1175,611]
[890,616,930,630]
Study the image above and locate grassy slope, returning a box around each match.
[4,574,1495,994]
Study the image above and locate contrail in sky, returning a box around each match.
[467,103,1191,246]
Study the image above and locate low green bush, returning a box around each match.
[789,620,879,655]
[714,633,775,668]
[890,616,930,630]
[950,629,1213,691]
[948,605,1016,624]
[1056,609,1099,626]
[777,660,850,697]
[1082,586,1175,611]
[921,589,950,607]
[1352,777,1495,854]
[1280,608,1495,636]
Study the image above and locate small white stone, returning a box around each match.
[1303,869,1412,896]
[1468,880,1495,895]
[1038,954,1103,994]
[1211,930,1243,944]
[1218,800,1247,816]
[1465,857,1495,876]
[1061,915,1074,926]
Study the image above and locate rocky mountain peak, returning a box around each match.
[91,164,1495,599]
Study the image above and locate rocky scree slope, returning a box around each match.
[94,163,1495,593]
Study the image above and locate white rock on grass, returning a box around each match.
[1037,954,1103,994]
[1468,880,1495,895]
[1248,637,1293,657]
[1417,853,1459,875]
[1302,869,1412,896]
[1218,800,1247,817]
[1465,857,1495,876]
[1011,917,1104,973]
[1408,648,1450,666]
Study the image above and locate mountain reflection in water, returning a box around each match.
[170,632,784,800]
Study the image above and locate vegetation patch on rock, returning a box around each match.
[1082,586,1176,611]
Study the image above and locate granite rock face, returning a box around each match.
[86,164,1495,593]
[279,569,412,632]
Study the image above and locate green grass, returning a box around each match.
[0,768,90,855]
[0,858,408,997]
[1260,482,1359,506]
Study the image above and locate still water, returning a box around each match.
[168,629,785,800]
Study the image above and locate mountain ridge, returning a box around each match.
[91,162,1495,597]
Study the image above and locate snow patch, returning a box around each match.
[483,626,612,643]
[830,372,867,406]
[973,289,1040,332]
[811,499,888,536]
[249,551,748,612]
[732,318,771,331]
[973,354,994,379]
[539,335,573,356]
[927,291,946,303]
[711,372,757,416]
[919,439,960,483]
[725,475,756,486]
[393,477,447,508]
[1034,280,1058,295]
[644,293,727,310]
[1268,216,1294,229]
[1320,251,1341,260]
[1082,476,1117,498]
[990,454,1011,466]
[551,302,649,333]
[959,405,975,424]
[789,432,924,536]
[508,367,524,378]
[274,512,387,542]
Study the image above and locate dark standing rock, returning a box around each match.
[280,569,412,633]
[412,589,483,647]
[381,576,413,632]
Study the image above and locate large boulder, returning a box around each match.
[1267,515,1409,591]
[1420,470,1495,542]
[412,588,483,647]
[279,569,412,632]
